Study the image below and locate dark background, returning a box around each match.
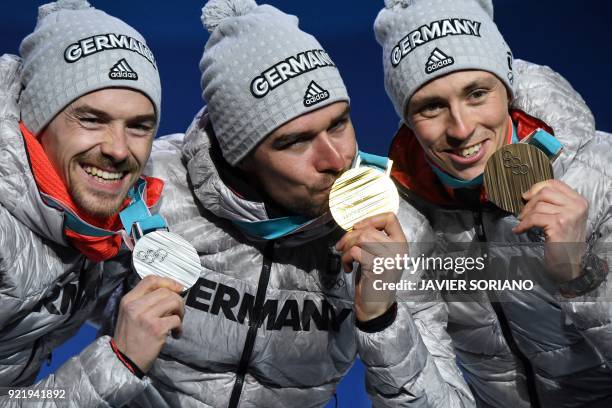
[2,1,611,406]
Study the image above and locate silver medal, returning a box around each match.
[132,230,201,291]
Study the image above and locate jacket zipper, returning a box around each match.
[228,242,274,408]
[473,210,542,408]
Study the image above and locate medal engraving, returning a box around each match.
[502,150,530,175]
[135,248,168,264]
[329,166,399,231]
[484,144,553,215]
[132,230,201,291]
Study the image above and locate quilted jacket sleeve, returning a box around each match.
[0,54,148,407]
[356,301,475,407]
[0,337,149,408]
[557,130,612,364]
[356,201,475,407]
[512,60,612,366]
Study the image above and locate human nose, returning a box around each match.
[313,133,345,173]
[100,124,130,162]
[446,103,475,141]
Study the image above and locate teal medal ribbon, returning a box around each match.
[42,177,167,239]
[522,128,563,160]
[232,150,391,241]
[119,178,167,239]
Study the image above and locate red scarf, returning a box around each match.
[389,109,554,206]
[20,122,164,262]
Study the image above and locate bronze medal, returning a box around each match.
[329,165,399,231]
[484,143,553,215]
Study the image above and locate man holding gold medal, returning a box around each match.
[0,0,187,405]
[375,0,612,406]
[129,0,476,406]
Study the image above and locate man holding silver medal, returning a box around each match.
[375,0,612,406]
[128,0,475,406]
[0,0,187,405]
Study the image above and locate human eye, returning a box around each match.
[419,102,444,118]
[284,138,310,150]
[77,115,104,129]
[127,121,155,137]
[329,117,348,133]
[468,88,489,102]
[272,136,304,151]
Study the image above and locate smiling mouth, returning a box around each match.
[446,141,484,158]
[81,164,127,183]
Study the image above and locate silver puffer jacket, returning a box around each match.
[389,60,612,407]
[131,107,475,407]
[0,54,148,407]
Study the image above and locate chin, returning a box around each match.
[449,164,486,181]
[283,199,328,219]
[71,189,126,219]
[80,202,124,219]
[455,171,482,181]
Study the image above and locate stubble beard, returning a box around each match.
[69,182,128,219]
[278,174,339,219]
[285,197,330,219]
[68,153,140,219]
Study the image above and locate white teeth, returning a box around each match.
[460,142,482,158]
[83,165,123,181]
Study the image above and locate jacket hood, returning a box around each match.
[182,107,346,246]
[389,59,596,206]
[0,54,67,245]
[183,107,278,225]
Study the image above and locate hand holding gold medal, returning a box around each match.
[330,156,406,322]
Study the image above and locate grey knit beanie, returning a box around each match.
[200,0,350,166]
[19,0,161,135]
[375,0,514,120]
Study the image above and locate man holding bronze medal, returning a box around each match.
[0,1,187,405]
[375,0,612,406]
[128,0,475,406]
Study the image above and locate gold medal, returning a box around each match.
[329,163,399,231]
[484,143,553,215]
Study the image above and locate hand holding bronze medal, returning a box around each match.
[484,142,554,215]
[329,158,399,230]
